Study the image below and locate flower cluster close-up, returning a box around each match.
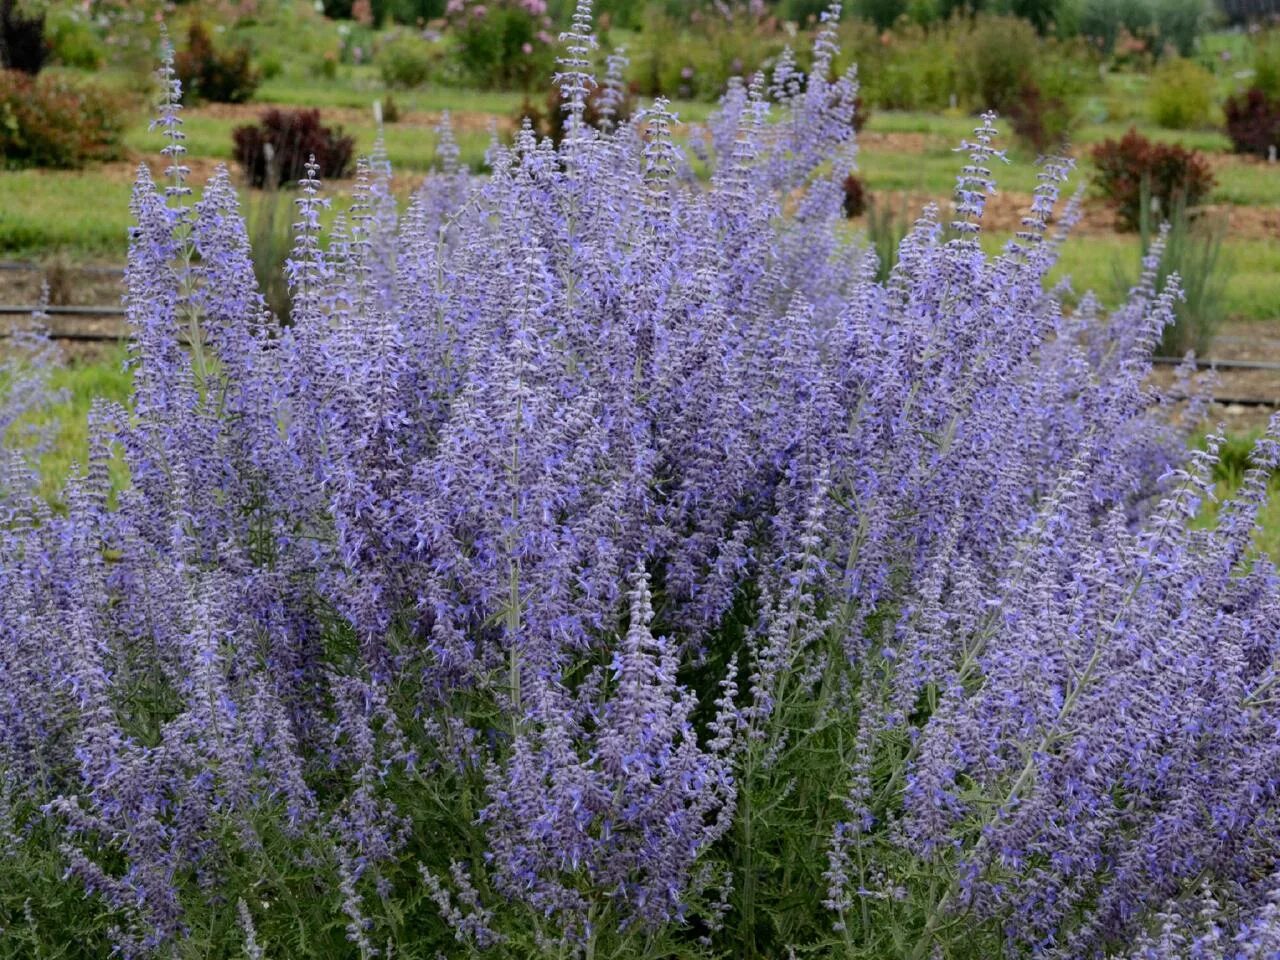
[3,3,1280,958]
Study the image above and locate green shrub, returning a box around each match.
[258,51,283,79]
[446,0,557,91]
[385,0,447,22]
[1149,56,1213,128]
[173,20,260,104]
[954,15,1039,112]
[856,0,908,29]
[1151,0,1207,58]
[45,12,104,70]
[1253,29,1280,101]
[834,19,955,111]
[377,32,436,88]
[1074,0,1151,53]
[0,69,125,168]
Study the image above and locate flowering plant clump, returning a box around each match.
[2,3,1280,958]
[445,0,556,89]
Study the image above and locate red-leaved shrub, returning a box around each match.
[0,69,125,168]
[1090,128,1214,231]
[1224,87,1280,158]
[232,108,355,188]
[842,174,867,218]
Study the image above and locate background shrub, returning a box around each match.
[842,173,868,217]
[1074,0,1151,54]
[1224,86,1280,157]
[446,0,557,91]
[0,69,125,168]
[1253,28,1280,101]
[627,5,788,100]
[45,11,104,70]
[1149,55,1214,128]
[1150,0,1208,57]
[950,15,1086,147]
[0,0,46,74]
[953,13,1039,111]
[174,20,260,104]
[232,108,355,187]
[1090,127,1215,230]
[377,32,437,87]
[840,19,954,111]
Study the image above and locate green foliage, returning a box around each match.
[856,0,908,30]
[45,11,105,70]
[834,19,954,111]
[1120,185,1230,355]
[1069,0,1207,57]
[377,32,438,88]
[382,0,448,23]
[1149,56,1214,128]
[1073,0,1153,53]
[865,193,912,283]
[954,14,1039,111]
[447,1,557,92]
[630,6,789,100]
[0,69,126,169]
[245,188,295,324]
[1150,0,1208,58]
[1253,29,1280,102]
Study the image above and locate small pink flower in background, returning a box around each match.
[521,42,533,55]
[536,30,553,44]
[446,0,465,11]
[472,4,487,17]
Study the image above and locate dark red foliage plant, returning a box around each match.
[1090,127,1215,231]
[842,173,867,217]
[1224,87,1280,158]
[232,108,355,188]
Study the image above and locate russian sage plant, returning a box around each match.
[2,3,1279,958]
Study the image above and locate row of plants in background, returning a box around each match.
[0,68,125,168]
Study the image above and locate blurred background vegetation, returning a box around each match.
[1,0,1279,524]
